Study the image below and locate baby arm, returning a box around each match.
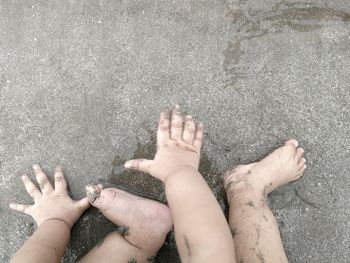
[9,165,90,263]
[125,106,236,263]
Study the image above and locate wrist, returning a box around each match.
[163,165,199,184]
[41,218,72,231]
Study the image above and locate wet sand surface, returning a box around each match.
[1,0,349,262]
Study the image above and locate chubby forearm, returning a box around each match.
[11,219,71,263]
[165,166,235,262]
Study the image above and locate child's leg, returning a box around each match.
[79,232,154,263]
[224,140,306,263]
[79,185,173,263]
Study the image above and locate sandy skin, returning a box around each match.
[85,184,173,254]
[82,106,236,263]
[9,165,90,263]
[224,139,306,263]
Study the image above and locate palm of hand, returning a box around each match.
[125,106,203,182]
[150,140,200,180]
[28,190,86,227]
[10,164,90,228]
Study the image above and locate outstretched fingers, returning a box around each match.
[157,109,171,146]
[21,175,41,200]
[9,203,31,214]
[170,105,183,140]
[183,115,196,144]
[75,196,90,211]
[193,122,203,152]
[33,164,53,194]
[124,158,154,174]
[54,166,67,193]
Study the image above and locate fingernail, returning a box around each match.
[186,115,192,120]
[174,104,180,109]
[300,148,304,152]
[21,175,27,180]
[9,204,15,209]
[124,161,132,169]
[33,164,39,169]
[304,164,307,169]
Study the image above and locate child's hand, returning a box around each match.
[124,105,203,182]
[9,164,90,228]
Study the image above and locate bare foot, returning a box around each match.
[224,139,306,201]
[85,184,173,254]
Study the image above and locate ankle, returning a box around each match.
[226,185,267,206]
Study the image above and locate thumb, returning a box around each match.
[124,159,154,174]
[75,196,90,211]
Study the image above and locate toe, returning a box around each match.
[285,139,298,148]
[295,147,304,161]
[297,158,306,170]
[86,184,103,206]
[297,161,306,174]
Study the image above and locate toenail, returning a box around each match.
[88,192,99,203]
[117,226,129,236]
[147,256,156,262]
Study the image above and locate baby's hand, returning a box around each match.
[125,105,203,182]
[9,164,90,228]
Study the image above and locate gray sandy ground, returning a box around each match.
[1,0,349,262]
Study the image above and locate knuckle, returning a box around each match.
[159,119,168,125]
[185,122,194,127]
[28,188,36,195]
[37,172,46,178]
[159,125,169,131]
[160,111,170,118]
[195,136,203,141]
[171,121,182,128]
[55,176,63,182]
[159,142,169,147]
[39,181,49,189]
